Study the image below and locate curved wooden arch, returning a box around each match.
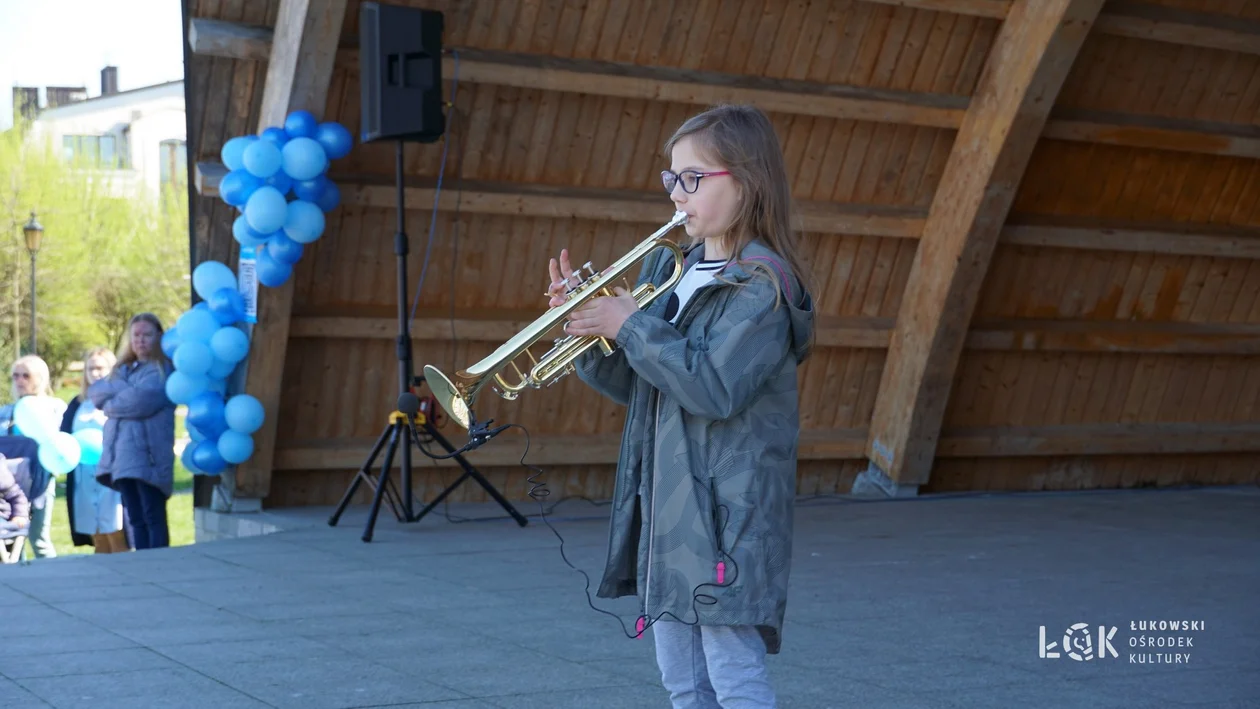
[182,0,1260,510]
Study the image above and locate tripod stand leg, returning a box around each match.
[363,422,404,542]
[413,421,530,527]
[329,424,393,527]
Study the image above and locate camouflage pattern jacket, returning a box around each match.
[575,236,814,654]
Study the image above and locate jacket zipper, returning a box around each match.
[640,394,660,638]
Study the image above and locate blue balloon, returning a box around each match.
[315,180,341,213]
[284,110,317,138]
[220,136,257,172]
[283,200,324,244]
[187,391,228,437]
[176,308,220,343]
[232,215,269,248]
[161,327,181,358]
[207,357,237,380]
[192,261,237,302]
[242,139,282,179]
[293,176,327,203]
[181,442,202,474]
[266,170,293,197]
[225,394,265,434]
[191,439,227,475]
[260,126,289,146]
[72,428,103,466]
[244,186,287,234]
[314,122,353,160]
[207,287,245,325]
[266,232,305,265]
[219,169,264,207]
[218,431,255,464]
[210,326,250,364]
[38,432,81,475]
[165,371,209,405]
[281,137,329,182]
[173,340,214,376]
[256,248,293,288]
[13,396,60,444]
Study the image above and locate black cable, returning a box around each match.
[409,50,461,326]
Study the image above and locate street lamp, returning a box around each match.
[22,211,42,356]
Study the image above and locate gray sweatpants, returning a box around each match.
[653,620,776,708]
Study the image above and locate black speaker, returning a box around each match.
[359,2,445,144]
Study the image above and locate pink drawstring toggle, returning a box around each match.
[635,616,646,638]
[717,562,726,585]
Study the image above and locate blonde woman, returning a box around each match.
[61,347,127,553]
[89,314,176,550]
[0,354,67,558]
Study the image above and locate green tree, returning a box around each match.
[0,124,189,400]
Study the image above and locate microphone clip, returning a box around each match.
[464,416,509,452]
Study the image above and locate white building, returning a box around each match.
[15,67,187,205]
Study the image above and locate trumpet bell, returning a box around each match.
[423,364,472,429]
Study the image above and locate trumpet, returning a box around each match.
[423,210,689,430]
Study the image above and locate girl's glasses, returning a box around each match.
[661,169,731,194]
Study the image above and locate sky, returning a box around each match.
[0,0,185,131]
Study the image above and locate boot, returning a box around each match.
[103,530,130,553]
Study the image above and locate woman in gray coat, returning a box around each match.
[90,313,176,550]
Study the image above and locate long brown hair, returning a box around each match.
[116,312,171,376]
[80,347,117,401]
[664,104,814,303]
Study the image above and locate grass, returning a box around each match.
[41,399,198,557]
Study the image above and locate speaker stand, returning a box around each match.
[326,140,525,541]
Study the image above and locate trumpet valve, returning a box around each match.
[597,336,614,356]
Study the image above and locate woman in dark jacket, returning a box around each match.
[89,313,176,550]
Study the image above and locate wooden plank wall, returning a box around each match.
[183,0,1260,507]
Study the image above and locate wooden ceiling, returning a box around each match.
[182,0,1260,508]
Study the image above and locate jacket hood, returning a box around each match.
[681,240,815,364]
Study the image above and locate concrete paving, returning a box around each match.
[2,484,1257,708]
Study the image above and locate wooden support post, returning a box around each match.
[859,0,1105,496]
[224,0,347,507]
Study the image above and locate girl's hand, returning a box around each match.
[547,249,579,308]
[565,287,639,340]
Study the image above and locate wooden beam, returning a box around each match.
[1044,109,1260,160]
[187,17,1259,157]
[859,0,1010,18]
[195,163,1260,256]
[1003,220,1260,259]
[275,430,866,470]
[938,423,1260,457]
[1094,1,1260,57]
[291,313,1260,355]
[188,17,966,129]
[195,163,927,238]
[232,0,348,502]
[272,421,1260,470]
[187,17,274,61]
[862,0,1260,58]
[864,0,1106,489]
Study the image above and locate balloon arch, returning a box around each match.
[15,111,351,479]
